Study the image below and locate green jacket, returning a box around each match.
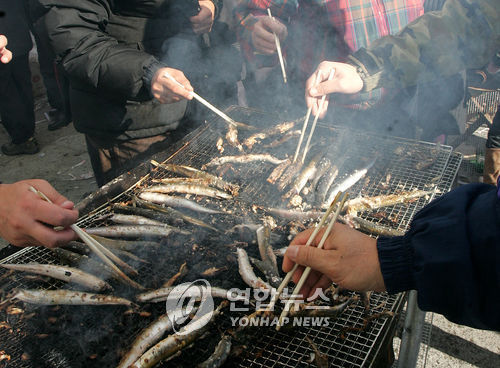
[349,0,500,92]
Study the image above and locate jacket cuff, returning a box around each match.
[348,49,384,92]
[377,235,415,293]
[142,58,167,95]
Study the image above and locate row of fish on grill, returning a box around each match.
[0,120,436,367]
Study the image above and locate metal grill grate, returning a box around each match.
[0,107,459,368]
[466,90,499,119]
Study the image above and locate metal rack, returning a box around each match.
[0,107,461,367]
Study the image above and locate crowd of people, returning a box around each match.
[0,0,498,331]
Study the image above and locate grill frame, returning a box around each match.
[0,106,461,368]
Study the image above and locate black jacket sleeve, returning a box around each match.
[377,181,500,330]
[40,0,163,99]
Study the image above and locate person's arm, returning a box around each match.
[0,180,79,248]
[306,0,500,117]
[350,0,500,92]
[40,0,192,102]
[283,181,500,330]
[377,182,500,330]
[190,1,218,35]
[234,1,290,57]
[0,35,12,63]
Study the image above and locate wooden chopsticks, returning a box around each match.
[162,71,241,128]
[300,69,335,163]
[267,8,287,84]
[28,186,144,289]
[275,190,349,331]
[293,72,320,163]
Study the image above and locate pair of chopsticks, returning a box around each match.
[267,9,287,84]
[162,71,242,129]
[269,190,349,331]
[28,186,143,289]
[293,69,335,163]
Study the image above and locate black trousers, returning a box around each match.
[486,105,500,149]
[31,17,71,120]
[0,53,35,144]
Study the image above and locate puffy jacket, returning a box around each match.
[40,0,219,139]
[0,0,32,57]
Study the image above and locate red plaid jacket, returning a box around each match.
[235,0,424,107]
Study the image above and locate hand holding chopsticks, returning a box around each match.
[299,68,336,164]
[28,186,144,289]
[274,190,349,330]
[162,71,253,130]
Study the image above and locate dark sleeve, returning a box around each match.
[377,182,500,330]
[40,0,162,99]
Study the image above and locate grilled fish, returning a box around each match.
[136,286,245,303]
[12,289,135,307]
[197,335,232,368]
[129,302,227,368]
[243,121,296,149]
[226,124,243,151]
[256,226,279,276]
[322,159,376,209]
[350,216,405,237]
[236,248,272,291]
[85,225,189,238]
[143,184,232,200]
[266,208,324,221]
[133,198,219,232]
[263,130,301,149]
[0,263,112,292]
[117,307,197,368]
[202,154,287,169]
[138,192,222,215]
[284,153,322,199]
[344,189,431,216]
[277,161,303,191]
[267,158,291,184]
[151,161,239,196]
[109,213,165,226]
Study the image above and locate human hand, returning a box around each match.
[305,61,363,118]
[190,1,215,35]
[251,16,287,54]
[0,35,12,64]
[282,223,385,299]
[0,180,79,248]
[151,67,194,104]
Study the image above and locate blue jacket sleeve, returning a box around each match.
[377,181,500,330]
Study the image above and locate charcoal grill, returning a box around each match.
[0,106,461,368]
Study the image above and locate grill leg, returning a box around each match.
[397,291,426,367]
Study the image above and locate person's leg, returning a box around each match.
[32,20,64,112]
[0,54,38,155]
[85,134,174,187]
[484,105,500,184]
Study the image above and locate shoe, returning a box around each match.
[1,137,40,156]
[483,147,500,185]
[47,109,71,131]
